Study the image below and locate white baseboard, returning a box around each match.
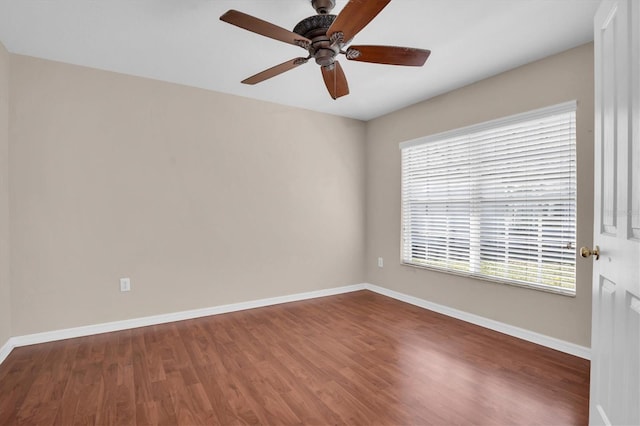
[3,284,367,358]
[0,281,589,364]
[0,338,12,365]
[364,283,590,360]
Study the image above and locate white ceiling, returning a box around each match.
[0,0,600,121]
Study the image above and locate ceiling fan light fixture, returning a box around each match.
[315,48,337,66]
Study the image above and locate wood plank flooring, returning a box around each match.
[0,290,590,425]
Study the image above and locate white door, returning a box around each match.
[590,0,640,425]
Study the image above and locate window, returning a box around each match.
[400,101,577,295]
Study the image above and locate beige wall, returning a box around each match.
[365,43,594,347]
[3,43,594,348]
[9,55,366,335]
[0,42,10,344]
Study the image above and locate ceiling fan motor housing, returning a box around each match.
[293,14,340,67]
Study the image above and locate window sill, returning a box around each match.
[400,261,577,297]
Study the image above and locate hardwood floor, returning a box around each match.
[0,290,589,425]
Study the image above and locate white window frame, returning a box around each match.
[400,101,577,296]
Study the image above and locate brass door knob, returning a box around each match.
[580,245,600,260]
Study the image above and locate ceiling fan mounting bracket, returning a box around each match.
[311,0,336,14]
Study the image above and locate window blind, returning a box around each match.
[400,102,577,294]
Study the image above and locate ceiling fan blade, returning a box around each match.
[220,10,311,48]
[346,45,431,66]
[327,0,391,45]
[321,61,349,100]
[242,58,309,85]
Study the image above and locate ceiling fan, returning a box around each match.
[220,0,431,100]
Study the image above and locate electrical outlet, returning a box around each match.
[378,257,384,268]
[120,277,131,292]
